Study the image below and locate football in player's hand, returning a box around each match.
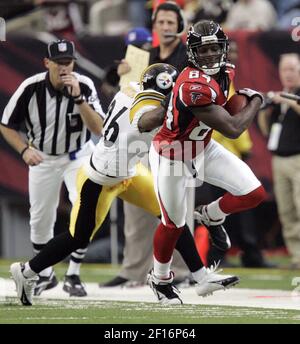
[225,94,249,116]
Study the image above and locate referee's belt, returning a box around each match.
[30,143,83,160]
[68,148,80,160]
[44,148,81,159]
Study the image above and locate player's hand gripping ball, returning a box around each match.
[225,94,249,116]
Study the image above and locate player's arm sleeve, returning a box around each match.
[1,80,31,130]
[80,75,105,120]
[129,91,165,132]
[178,82,217,108]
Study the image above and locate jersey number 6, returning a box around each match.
[103,99,127,145]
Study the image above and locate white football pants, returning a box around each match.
[149,139,261,228]
[29,141,94,244]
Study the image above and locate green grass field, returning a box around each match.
[1,259,300,324]
[3,300,300,324]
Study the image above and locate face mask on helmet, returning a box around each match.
[140,63,179,95]
[187,22,228,76]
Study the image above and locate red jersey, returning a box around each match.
[154,65,235,160]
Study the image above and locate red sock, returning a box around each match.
[153,223,183,263]
[219,185,266,214]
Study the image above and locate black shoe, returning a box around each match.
[194,205,231,251]
[63,275,87,297]
[99,276,129,287]
[34,272,58,296]
[147,270,183,305]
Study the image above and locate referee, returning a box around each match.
[0,39,104,296]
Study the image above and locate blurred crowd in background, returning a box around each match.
[1,0,300,34]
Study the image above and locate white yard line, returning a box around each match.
[1,279,300,310]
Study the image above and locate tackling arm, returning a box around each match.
[130,90,166,133]
[138,106,165,132]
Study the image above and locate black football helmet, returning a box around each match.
[187,20,228,75]
[140,63,179,95]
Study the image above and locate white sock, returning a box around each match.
[66,248,87,276]
[192,267,207,283]
[23,262,37,278]
[39,266,53,277]
[153,256,173,279]
[207,198,228,220]
[66,260,81,276]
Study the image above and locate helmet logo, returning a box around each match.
[58,42,67,52]
[142,74,152,83]
[156,72,173,90]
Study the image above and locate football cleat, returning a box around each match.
[147,270,183,305]
[63,274,87,297]
[10,262,38,306]
[34,271,58,296]
[194,205,231,251]
[195,262,240,297]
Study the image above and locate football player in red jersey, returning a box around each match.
[148,20,266,304]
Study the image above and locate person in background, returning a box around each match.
[225,0,277,31]
[127,0,148,28]
[99,27,153,111]
[259,53,300,269]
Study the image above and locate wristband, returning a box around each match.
[74,94,84,105]
[20,145,29,158]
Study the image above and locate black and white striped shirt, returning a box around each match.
[1,72,104,155]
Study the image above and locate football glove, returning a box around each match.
[237,88,264,103]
